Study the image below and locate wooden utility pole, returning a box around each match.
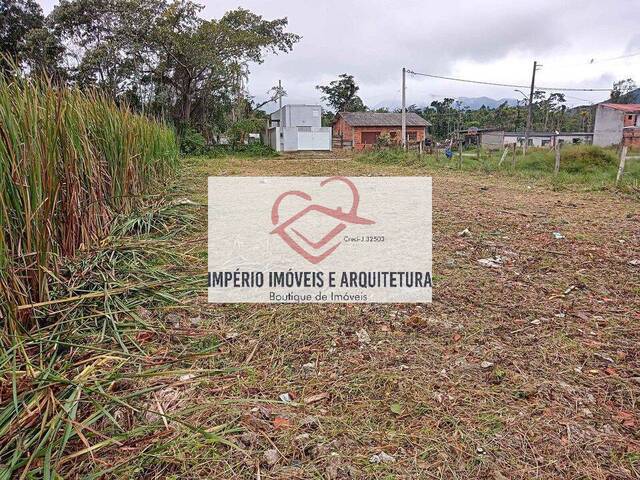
[401,67,407,151]
[554,137,561,175]
[524,61,540,155]
[616,145,628,185]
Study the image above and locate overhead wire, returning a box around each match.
[406,70,611,92]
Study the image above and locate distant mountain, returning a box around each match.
[371,96,518,112]
[457,97,518,109]
[370,100,425,111]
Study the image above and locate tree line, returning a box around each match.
[314,72,637,141]
[1,0,299,148]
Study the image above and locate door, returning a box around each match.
[361,131,380,145]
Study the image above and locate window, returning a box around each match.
[541,139,550,146]
[361,132,380,144]
[572,138,582,144]
[407,131,417,141]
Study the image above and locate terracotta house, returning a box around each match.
[333,112,430,150]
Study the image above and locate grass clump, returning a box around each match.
[187,142,279,158]
[0,71,179,328]
[355,147,421,165]
[355,144,639,190]
[0,200,212,478]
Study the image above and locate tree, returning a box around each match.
[47,0,300,137]
[22,27,66,77]
[228,117,265,146]
[0,0,45,70]
[252,83,286,112]
[151,5,300,124]
[316,74,367,113]
[49,0,167,95]
[610,78,637,103]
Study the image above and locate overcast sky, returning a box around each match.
[38,0,639,111]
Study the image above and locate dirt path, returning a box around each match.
[142,156,640,479]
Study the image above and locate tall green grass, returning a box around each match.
[0,72,178,328]
[356,145,640,190]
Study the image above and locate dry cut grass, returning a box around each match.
[59,156,638,479]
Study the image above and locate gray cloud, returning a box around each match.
[38,0,639,108]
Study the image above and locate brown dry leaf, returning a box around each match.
[273,416,291,429]
[616,411,636,428]
[304,392,330,404]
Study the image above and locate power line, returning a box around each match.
[543,50,640,70]
[587,50,640,64]
[406,69,611,92]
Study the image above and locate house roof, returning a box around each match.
[459,127,504,134]
[600,103,640,113]
[504,131,593,137]
[337,112,431,127]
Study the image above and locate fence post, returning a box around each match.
[554,140,561,175]
[616,145,628,185]
[498,146,509,166]
[511,143,516,167]
[458,141,463,169]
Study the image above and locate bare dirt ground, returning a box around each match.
[107,156,639,479]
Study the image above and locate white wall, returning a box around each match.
[296,127,332,150]
[503,134,592,147]
[270,105,322,128]
[593,105,623,147]
[267,109,332,151]
[481,131,504,149]
[266,127,281,151]
[281,127,299,151]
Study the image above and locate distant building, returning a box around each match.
[333,112,430,150]
[503,132,593,147]
[593,103,640,147]
[266,104,332,152]
[459,128,593,149]
[459,128,505,149]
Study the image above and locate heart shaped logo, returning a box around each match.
[270,177,375,264]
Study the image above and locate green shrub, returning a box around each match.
[557,145,617,172]
[180,127,207,155]
[228,117,266,146]
[234,142,278,157]
[356,147,417,165]
[190,142,277,158]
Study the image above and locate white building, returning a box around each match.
[593,103,640,147]
[502,131,593,147]
[266,104,332,152]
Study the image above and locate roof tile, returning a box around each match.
[337,112,431,127]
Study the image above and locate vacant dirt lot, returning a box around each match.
[105,156,639,479]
